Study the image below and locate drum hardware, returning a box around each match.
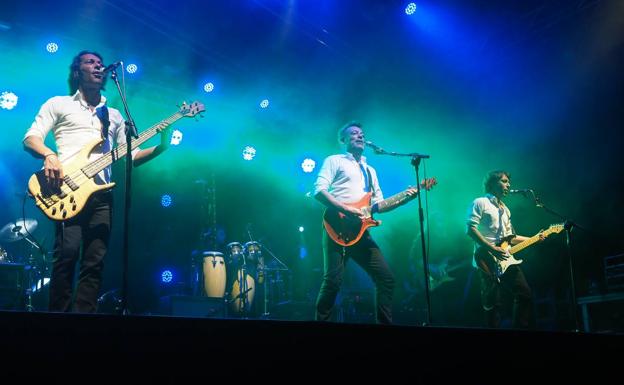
[0,218,38,243]
[0,218,48,311]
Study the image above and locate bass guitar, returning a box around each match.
[323,178,437,247]
[28,101,205,221]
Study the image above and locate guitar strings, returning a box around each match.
[60,112,181,190]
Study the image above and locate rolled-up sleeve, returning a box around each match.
[24,97,58,142]
[313,156,334,196]
[466,198,483,228]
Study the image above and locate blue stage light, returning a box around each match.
[170,129,183,146]
[301,158,316,173]
[126,63,138,74]
[299,226,305,232]
[161,194,173,207]
[0,91,18,110]
[46,42,58,53]
[405,2,417,15]
[242,146,257,161]
[204,82,214,93]
[161,270,173,283]
[259,99,269,109]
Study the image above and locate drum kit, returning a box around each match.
[0,218,49,311]
[195,240,288,318]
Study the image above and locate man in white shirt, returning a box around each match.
[23,50,171,313]
[313,122,417,324]
[466,170,543,328]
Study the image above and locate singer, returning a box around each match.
[313,121,418,324]
[22,50,172,313]
[465,170,545,329]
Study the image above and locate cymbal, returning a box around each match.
[0,218,38,243]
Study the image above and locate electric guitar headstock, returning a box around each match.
[419,177,437,191]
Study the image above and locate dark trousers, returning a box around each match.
[316,231,395,324]
[49,193,112,313]
[479,264,532,329]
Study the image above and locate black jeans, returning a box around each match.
[49,192,112,313]
[479,264,532,329]
[316,231,395,324]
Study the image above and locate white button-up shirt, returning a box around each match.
[467,193,514,244]
[314,152,383,204]
[24,91,139,184]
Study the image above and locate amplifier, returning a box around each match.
[604,253,624,290]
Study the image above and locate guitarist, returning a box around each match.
[313,121,418,324]
[466,170,544,329]
[23,50,172,313]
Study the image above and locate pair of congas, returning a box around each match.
[201,241,264,314]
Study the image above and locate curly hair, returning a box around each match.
[68,50,106,95]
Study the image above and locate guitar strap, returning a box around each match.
[95,105,111,182]
[364,165,373,193]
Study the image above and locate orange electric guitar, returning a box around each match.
[323,178,437,247]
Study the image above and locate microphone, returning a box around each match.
[508,189,532,194]
[365,140,384,154]
[99,61,122,74]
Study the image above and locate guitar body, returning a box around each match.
[322,178,437,247]
[28,138,115,221]
[474,224,564,279]
[322,192,379,247]
[475,238,523,279]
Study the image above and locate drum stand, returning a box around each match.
[21,236,47,312]
[238,254,250,317]
[259,244,289,320]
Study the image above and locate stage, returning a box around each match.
[0,310,621,381]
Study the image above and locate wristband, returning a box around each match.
[44,153,57,158]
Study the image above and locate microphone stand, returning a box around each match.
[525,190,587,332]
[369,145,432,326]
[109,67,139,316]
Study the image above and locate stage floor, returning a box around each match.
[1,310,621,381]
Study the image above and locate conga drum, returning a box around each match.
[229,269,255,314]
[244,241,264,284]
[202,251,226,298]
[226,242,244,266]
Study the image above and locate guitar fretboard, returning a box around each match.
[376,190,414,212]
[509,227,559,254]
[81,112,183,178]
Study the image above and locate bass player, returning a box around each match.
[23,50,172,313]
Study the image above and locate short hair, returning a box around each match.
[337,121,362,144]
[483,170,510,194]
[68,50,106,95]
